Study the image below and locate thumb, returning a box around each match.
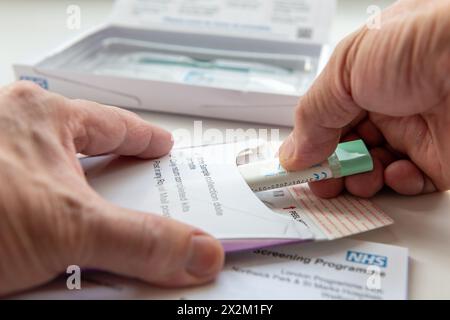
[81,199,224,287]
[279,37,362,171]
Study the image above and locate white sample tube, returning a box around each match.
[238,140,373,193]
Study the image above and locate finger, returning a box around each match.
[67,99,173,159]
[83,200,224,287]
[384,160,437,195]
[279,36,363,171]
[369,113,446,190]
[344,154,384,198]
[355,119,385,147]
[370,147,397,167]
[309,148,389,199]
[340,111,368,139]
[308,177,344,199]
[341,132,360,142]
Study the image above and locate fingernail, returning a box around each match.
[186,235,223,278]
[279,133,295,161]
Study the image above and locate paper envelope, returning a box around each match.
[81,140,393,252]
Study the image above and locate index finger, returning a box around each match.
[66,99,173,159]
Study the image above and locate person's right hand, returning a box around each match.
[279,0,450,198]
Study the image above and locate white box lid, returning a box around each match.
[109,0,336,45]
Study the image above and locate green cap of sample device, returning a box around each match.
[333,140,373,177]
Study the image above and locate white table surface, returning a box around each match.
[1,0,449,299]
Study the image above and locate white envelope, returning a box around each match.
[82,141,393,252]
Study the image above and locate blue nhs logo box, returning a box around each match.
[346,250,388,268]
[19,76,48,89]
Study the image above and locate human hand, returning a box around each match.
[0,81,224,296]
[280,0,450,198]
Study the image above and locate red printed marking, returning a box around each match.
[346,198,381,227]
[293,187,334,238]
[328,197,366,232]
[317,195,362,234]
[342,195,378,228]
[304,188,353,235]
[302,188,345,237]
[334,197,371,230]
[355,198,392,225]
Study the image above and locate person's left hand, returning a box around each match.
[0,81,224,296]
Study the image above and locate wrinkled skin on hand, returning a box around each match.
[280,0,450,198]
[0,82,224,296]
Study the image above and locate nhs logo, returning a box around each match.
[346,250,388,268]
[19,76,48,89]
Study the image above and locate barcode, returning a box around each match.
[297,27,313,39]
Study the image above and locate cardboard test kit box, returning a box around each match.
[14,0,336,126]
